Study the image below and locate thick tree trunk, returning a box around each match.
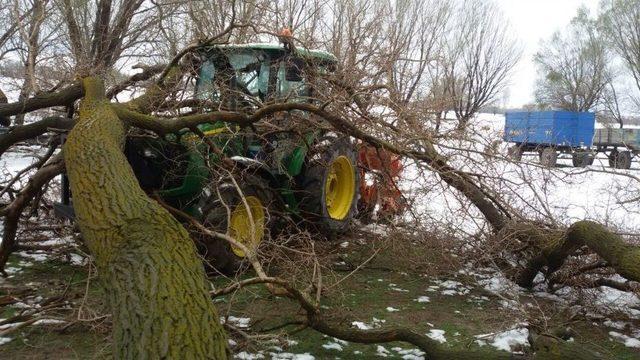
[517,220,640,288]
[0,88,8,126]
[63,77,227,358]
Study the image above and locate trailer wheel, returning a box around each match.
[608,150,617,168]
[539,148,557,167]
[610,150,632,169]
[507,145,523,161]
[572,152,593,168]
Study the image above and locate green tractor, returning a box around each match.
[55,43,361,273]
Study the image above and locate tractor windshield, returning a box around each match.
[197,49,269,109]
[196,48,313,109]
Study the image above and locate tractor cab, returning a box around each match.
[194,43,337,109]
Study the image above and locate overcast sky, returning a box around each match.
[497,0,600,108]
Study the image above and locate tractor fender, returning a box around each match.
[228,156,292,212]
[229,156,279,186]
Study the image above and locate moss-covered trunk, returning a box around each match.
[517,220,640,288]
[64,77,227,358]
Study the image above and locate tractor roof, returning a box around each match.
[200,43,338,63]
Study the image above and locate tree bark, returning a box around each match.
[0,84,83,118]
[63,77,227,358]
[0,116,74,157]
[0,88,8,126]
[517,220,640,288]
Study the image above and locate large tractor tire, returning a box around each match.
[198,176,272,274]
[299,136,360,236]
[539,147,557,167]
[609,150,632,170]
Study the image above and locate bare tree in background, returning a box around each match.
[0,0,37,125]
[444,0,520,129]
[601,0,640,112]
[534,7,611,112]
[12,0,49,125]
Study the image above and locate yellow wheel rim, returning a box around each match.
[228,195,265,257]
[324,155,356,220]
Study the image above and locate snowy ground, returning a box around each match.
[399,113,640,236]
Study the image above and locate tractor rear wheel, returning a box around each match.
[197,176,272,274]
[299,136,360,236]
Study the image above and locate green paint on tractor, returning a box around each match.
[136,43,336,216]
[94,44,337,217]
[52,42,365,272]
[55,42,340,222]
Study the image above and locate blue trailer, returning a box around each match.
[504,111,637,168]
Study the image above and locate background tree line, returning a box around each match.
[534,0,640,127]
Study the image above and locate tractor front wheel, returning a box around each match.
[299,136,360,236]
[197,177,271,274]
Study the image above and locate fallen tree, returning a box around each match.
[62,77,228,358]
[516,220,640,289]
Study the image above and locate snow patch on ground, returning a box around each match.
[33,318,66,325]
[604,319,629,330]
[15,251,48,262]
[235,352,265,359]
[0,337,12,346]
[362,223,389,236]
[321,341,343,351]
[477,328,529,353]
[270,353,315,360]
[609,331,640,348]
[221,316,251,329]
[4,267,22,275]
[391,347,426,360]
[478,272,520,294]
[426,329,447,343]
[595,286,640,317]
[430,279,471,296]
[376,345,390,357]
[69,253,86,266]
[388,283,410,292]
[414,296,430,303]
[352,317,386,330]
[235,349,315,359]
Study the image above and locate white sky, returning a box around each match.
[497,0,600,108]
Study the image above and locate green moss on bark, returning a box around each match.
[517,220,640,288]
[64,77,227,359]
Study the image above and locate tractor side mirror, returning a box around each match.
[285,57,305,82]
